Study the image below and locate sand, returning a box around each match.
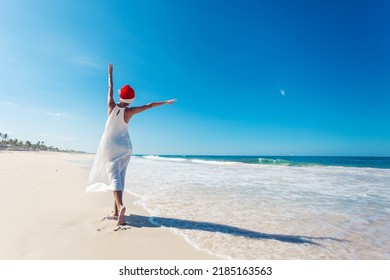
[0,151,216,260]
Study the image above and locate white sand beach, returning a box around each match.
[0,151,216,260]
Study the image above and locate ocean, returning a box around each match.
[136,155,390,169]
[124,155,390,259]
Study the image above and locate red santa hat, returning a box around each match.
[118,85,135,104]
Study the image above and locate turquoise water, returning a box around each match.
[135,155,390,169]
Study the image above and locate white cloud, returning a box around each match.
[0,101,22,107]
[280,89,286,96]
[37,132,76,142]
[0,101,72,119]
[70,56,103,69]
[45,111,66,118]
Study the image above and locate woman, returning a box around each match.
[87,63,176,226]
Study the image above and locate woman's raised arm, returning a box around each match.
[107,63,116,115]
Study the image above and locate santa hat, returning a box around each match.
[118,85,135,104]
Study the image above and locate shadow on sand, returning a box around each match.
[124,214,348,246]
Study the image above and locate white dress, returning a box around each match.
[87,105,132,192]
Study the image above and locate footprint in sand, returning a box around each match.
[113,225,131,231]
[100,216,118,221]
[97,213,131,232]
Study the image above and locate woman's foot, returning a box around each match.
[111,210,118,219]
[117,207,126,226]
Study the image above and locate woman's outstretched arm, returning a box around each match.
[107,63,116,115]
[130,99,176,115]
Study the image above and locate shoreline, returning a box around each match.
[0,151,217,260]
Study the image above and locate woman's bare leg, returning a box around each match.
[113,191,126,225]
[112,193,119,217]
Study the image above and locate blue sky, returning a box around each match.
[0,0,389,155]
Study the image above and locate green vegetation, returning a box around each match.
[0,132,84,153]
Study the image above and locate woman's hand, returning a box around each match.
[165,98,176,105]
[108,63,113,75]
